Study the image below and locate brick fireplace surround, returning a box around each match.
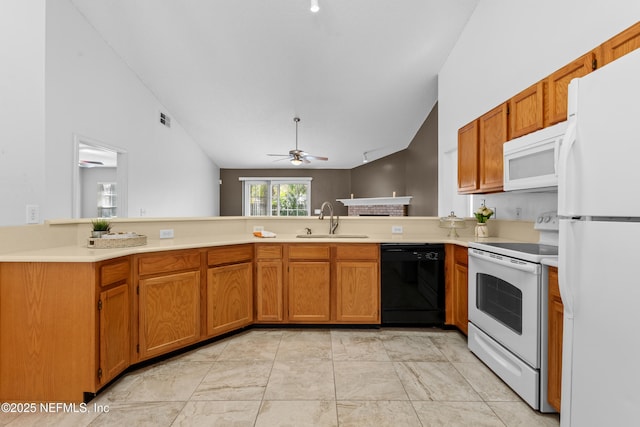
[336,196,412,217]
[347,204,408,216]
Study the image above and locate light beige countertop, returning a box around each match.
[0,234,524,263]
[0,216,539,262]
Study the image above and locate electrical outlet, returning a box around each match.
[159,229,174,239]
[515,207,522,219]
[391,225,403,234]
[253,225,264,232]
[26,205,39,224]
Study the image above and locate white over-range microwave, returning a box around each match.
[503,121,568,191]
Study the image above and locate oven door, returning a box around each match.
[468,248,541,368]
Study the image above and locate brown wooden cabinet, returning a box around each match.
[0,241,382,402]
[457,21,640,195]
[457,120,480,194]
[256,243,380,325]
[457,102,508,195]
[287,244,331,322]
[335,244,380,323]
[479,103,509,193]
[547,266,563,412]
[547,51,598,125]
[206,245,253,336]
[255,244,284,322]
[0,262,96,402]
[509,81,545,138]
[97,257,131,387]
[136,250,202,360]
[445,244,469,335]
[601,21,640,66]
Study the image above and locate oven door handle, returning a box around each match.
[468,249,539,274]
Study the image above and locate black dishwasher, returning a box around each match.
[381,244,445,325]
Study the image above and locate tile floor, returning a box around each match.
[0,328,560,426]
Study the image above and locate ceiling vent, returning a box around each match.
[159,112,171,128]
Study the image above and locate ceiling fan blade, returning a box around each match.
[303,154,328,161]
[267,153,290,157]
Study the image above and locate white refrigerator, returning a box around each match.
[558,48,640,427]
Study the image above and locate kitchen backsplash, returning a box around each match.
[472,191,557,221]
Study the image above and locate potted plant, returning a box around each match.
[474,203,494,237]
[91,218,112,238]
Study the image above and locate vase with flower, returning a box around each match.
[474,203,494,238]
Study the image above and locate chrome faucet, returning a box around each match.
[319,201,339,234]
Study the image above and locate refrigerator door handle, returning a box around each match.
[558,221,575,318]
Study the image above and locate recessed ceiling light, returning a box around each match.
[310,0,319,13]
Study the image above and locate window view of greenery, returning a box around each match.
[272,183,308,216]
[245,180,310,216]
[248,183,268,216]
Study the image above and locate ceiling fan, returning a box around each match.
[268,117,328,165]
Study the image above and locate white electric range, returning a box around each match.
[467,211,558,413]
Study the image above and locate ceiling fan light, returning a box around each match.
[310,0,319,13]
[290,158,303,166]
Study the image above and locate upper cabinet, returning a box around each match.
[601,21,640,66]
[547,51,598,125]
[457,120,479,194]
[508,81,544,139]
[457,22,639,194]
[479,102,509,193]
[457,103,508,195]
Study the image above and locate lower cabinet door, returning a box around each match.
[99,283,131,386]
[288,261,331,322]
[453,262,469,335]
[255,260,284,322]
[207,262,253,336]
[138,270,201,360]
[336,261,379,323]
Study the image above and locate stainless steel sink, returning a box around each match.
[295,234,368,238]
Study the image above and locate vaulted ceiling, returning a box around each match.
[71,0,478,169]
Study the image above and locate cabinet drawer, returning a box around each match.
[138,250,201,276]
[256,245,282,259]
[336,244,379,260]
[100,258,130,287]
[454,246,468,266]
[208,244,253,266]
[288,245,330,260]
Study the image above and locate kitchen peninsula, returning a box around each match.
[0,216,538,403]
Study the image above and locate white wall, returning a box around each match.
[438,0,640,220]
[0,0,219,226]
[44,0,220,222]
[0,0,47,226]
